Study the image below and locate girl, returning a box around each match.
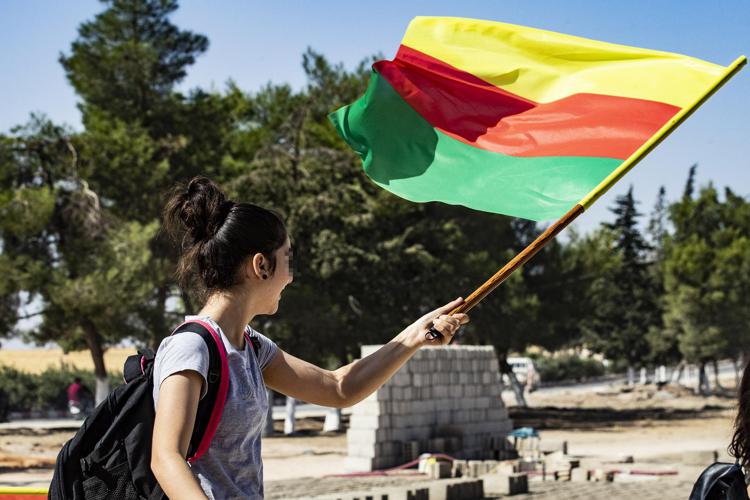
[151,176,469,499]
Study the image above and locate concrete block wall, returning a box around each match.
[346,345,514,471]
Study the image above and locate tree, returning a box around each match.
[583,187,660,381]
[663,174,750,393]
[0,116,155,401]
[59,0,242,352]
[644,186,677,367]
[60,0,208,125]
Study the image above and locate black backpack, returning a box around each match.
[690,462,749,500]
[48,320,260,500]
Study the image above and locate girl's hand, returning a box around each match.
[406,297,470,347]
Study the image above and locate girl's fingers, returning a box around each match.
[424,297,464,320]
[432,315,461,335]
[453,313,470,325]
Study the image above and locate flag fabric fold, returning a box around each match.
[330,16,726,221]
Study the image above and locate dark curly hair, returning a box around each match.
[730,359,750,467]
[163,176,287,298]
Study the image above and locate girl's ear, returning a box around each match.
[248,253,266,280]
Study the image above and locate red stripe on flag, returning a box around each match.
[375,45,680,159]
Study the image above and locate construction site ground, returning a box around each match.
[0,382,736,498]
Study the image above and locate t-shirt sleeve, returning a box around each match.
[250,329,279,371]
[154,332,210,399]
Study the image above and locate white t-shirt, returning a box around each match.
[152,316,278,499]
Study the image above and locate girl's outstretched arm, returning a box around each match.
[263,298,468,408]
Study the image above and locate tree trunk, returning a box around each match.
[81,318,109,404]
[734,357,742,390]
[507,371,528,407]
[284,396,296,435]
[697,362,711,396]
[658,365,667,384]
[499,355,527,407]
[263,388,275,436]
[712,359,724,391]
[323,407,343,433]
[181,289,194,315]
[151,285,168,352]
[671,361,685,385]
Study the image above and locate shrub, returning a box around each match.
[0,366,36,413]
[534,355,605,383]
[0,364,122,414]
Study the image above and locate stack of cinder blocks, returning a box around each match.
[346,345,514,471]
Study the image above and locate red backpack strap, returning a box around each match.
[170,320,229,463]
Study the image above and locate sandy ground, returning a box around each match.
[541,410,734,460]
[0,383,738,488]
[0,348,133,374]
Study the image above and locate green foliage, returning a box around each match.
[582,187,661,367]
[662,176,750,364]
[533,355,606,383]
[0,365,121,413]
[60,0,208,123]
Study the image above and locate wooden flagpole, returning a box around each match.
[427,54,747,341]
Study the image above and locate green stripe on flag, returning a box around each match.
[330,71,622,221]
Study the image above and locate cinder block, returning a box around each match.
[482,460,499,474]
[452,459,468,477]
[363,386,391,402]
[571,467,590,482]
[444,479,484,500]
[348,344,513,473]
[483,472,528,495]
[591,468,615,482]
[349,413,391,430]
[403,440,420,461]
[467,460,483,478]
[426,461,452,479]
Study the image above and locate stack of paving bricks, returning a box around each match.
[346,344,514,471]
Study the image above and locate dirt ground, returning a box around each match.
[0,383,738,489]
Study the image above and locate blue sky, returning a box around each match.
[1,0,748,235]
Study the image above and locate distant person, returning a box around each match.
[67,377,93,418]
[151,177,469,499]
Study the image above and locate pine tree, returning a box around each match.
[584,187,660,378]
[60,0,208,124]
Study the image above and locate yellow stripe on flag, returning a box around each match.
[402,17,725,108]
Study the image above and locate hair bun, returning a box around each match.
[165,176,232,244]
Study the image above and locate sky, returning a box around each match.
[0,1,748,346]
[1,0,748,231]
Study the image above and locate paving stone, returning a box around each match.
[266,475,694,500]
[483,472,529,495]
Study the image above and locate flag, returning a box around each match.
[330,17,727,221]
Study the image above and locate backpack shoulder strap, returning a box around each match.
[123,349,155,383]
[172,320,229,463]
